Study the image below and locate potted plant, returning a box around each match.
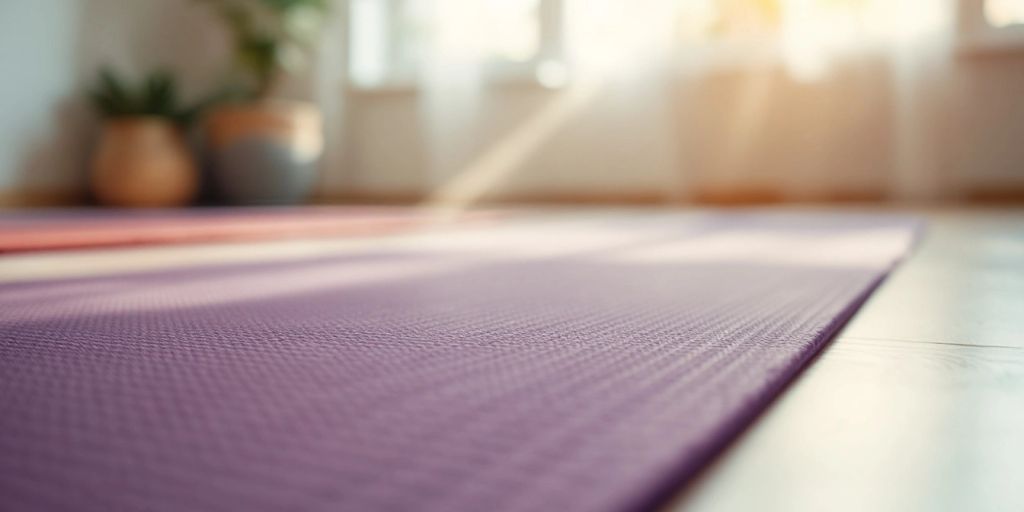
[198,0,329,205]
[89,69,212,207]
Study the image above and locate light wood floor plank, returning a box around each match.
[673,209,1024,511]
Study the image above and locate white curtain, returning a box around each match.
[338,0,1022,204]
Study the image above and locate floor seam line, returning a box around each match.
[838,335,1022,351]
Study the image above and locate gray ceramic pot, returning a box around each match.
[206,101,323,205]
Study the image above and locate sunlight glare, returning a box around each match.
[985,0,1024,27]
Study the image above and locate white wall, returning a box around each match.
[339,5,1024,204]
[0,0,84,200]
[3,1,1024,205]
[343,49,1024,203]
[675,49,1024,202]
[343,74,682,202]
[0,0,228,204]
[340,0,685,203]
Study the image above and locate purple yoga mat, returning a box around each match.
[0,213,919,512]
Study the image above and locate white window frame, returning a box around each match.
[347,0,565,92]
[957,0,1024,54]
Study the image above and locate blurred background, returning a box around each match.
[2,0,1024,209]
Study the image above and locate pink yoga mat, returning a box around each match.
[0,207,470,253]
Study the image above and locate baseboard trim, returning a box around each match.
[966,187,1024,204]
[5,187,1022,209]
[0,190,83,208]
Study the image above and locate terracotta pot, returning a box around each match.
[91,118,198,207]
[206,100,323,205]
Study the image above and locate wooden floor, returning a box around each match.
[672,209,1024,512]
[2,207,1021,511]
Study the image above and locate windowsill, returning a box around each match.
[672,37,962,79]
[346,80,419,96]
[347,76,567,97]
[955,4,1024,59]
[347,60,569,97]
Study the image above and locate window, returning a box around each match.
[985,0,1024,27]
[677,0,947,45]
[675,0,949,80]
[959,0,1024,53]
[348,0,565,90]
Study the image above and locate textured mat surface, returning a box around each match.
[0,213,918,512]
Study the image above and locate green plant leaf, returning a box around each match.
[198,0,329,99]
[96,67,134,116]
[87,66,226,126]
